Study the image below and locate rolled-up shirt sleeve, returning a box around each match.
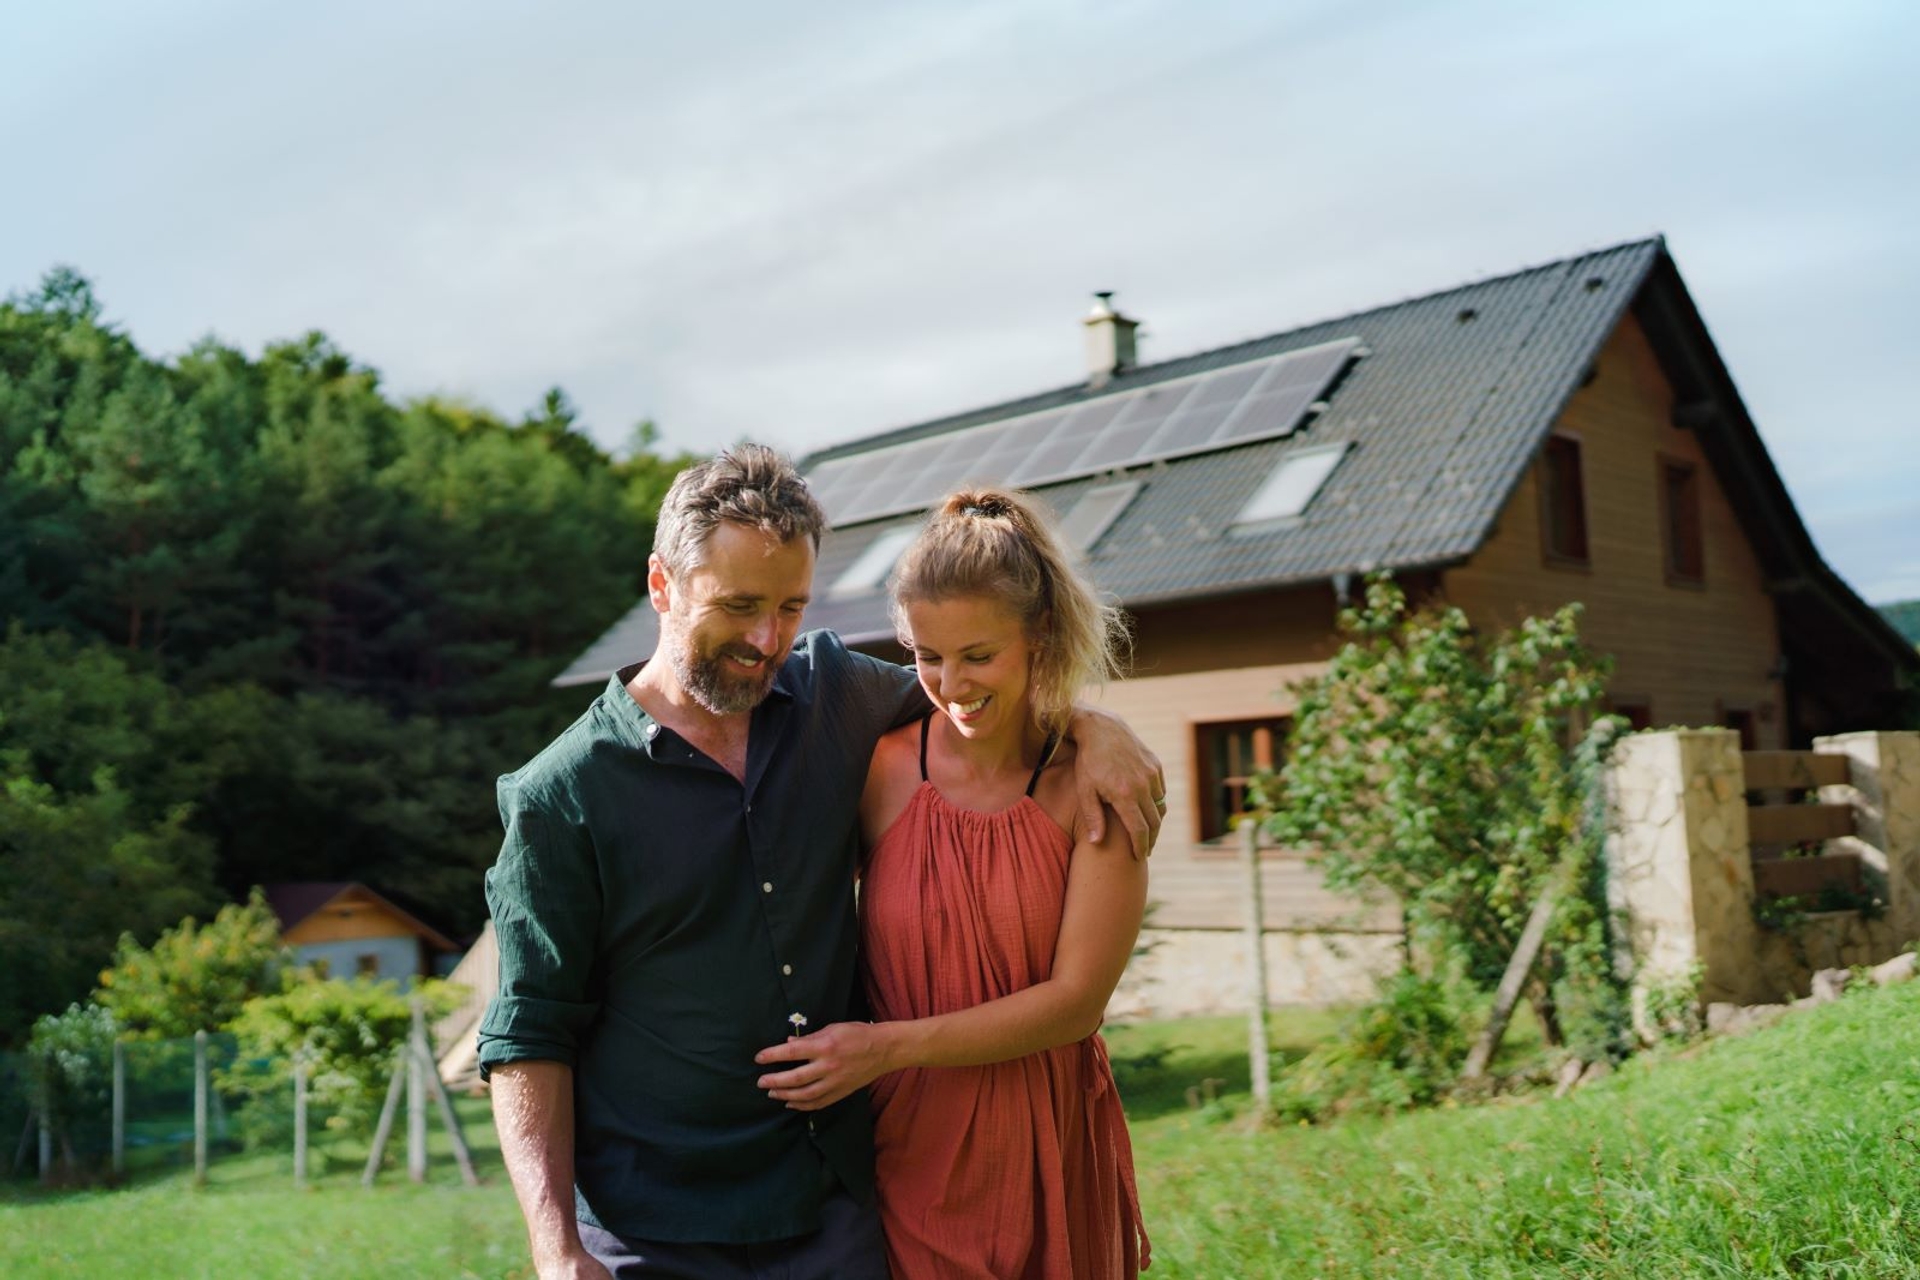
[476,784,602,1077]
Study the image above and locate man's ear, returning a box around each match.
[647,554,673,613]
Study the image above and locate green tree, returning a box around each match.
[94,889,289,1038]
[0,269,694,1028]
[1262,575,1620,1052]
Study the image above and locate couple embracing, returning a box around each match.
[480,445,1156,1278]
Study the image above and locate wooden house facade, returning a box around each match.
[264,882,460,986]
[557,239,1917,1011]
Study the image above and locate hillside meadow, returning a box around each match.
[5,986,1920,1278]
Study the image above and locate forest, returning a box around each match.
[0,267,690,1046]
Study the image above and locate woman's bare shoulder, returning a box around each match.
[871,717,925,773]
[1033,735,1086,837]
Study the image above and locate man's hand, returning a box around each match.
[754,1022,897,1111]
[536,1249,615,1280]
[1066,705,1165,859]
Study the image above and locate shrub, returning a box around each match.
[220,976,461,1149]
[1272,970,1470,1123]
[24,1002,119,1174]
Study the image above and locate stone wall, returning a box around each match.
[1605,728,1920,1011]
[1819,731,1920,946]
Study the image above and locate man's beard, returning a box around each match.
[667,631,780,715]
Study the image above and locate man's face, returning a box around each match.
[651,522,816,715]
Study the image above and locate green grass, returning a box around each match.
[0,1095,530,1278]
[7,988,1920,1277]
[1113,985,1920,1277]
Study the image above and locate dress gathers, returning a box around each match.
[859,727,1149,1279]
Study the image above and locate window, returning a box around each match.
[1056,481,1142,554]
[1723,708,1757,751]
[1606,696,1654,731]
[356,954,381,978]
[1660,458,1704,584]
[1193,717,1288,841]
[828,525,917,598]
[1539,435,1589,564]
[1231,444,1349,530]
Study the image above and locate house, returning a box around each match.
[554,238,1919,1013]
[264,882,460,986]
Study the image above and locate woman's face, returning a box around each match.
[902,594,1038,744]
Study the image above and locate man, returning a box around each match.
[480,445,1163,1278]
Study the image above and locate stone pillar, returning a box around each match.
[1605,729,1763,1005]
[1816,732,1920,948]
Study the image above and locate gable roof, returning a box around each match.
[555,238,1916,705]
[263,881,459,952]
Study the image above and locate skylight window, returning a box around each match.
[1056,481,1142,553]
[828,525,917,598]
[1232,444,1349,528]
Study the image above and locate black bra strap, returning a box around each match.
[918,713,933,782]
[1025,732,1060,798]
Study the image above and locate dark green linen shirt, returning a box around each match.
[477,630,925,1244]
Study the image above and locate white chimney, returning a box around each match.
[1083,291,1138,389]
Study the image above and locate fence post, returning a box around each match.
[290,1055,308,1188]
[1240,818,1272,1111]
[193,1029,209,1187]
[362,1051,407,1186]
[407,995,428,1183]
[112,1040,126,1179]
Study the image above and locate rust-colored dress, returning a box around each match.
[860,721,1149,1279]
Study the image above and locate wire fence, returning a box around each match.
[4,1001,478,1189]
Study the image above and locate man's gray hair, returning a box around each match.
[653,444,827,578]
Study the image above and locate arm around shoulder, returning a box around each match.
[1065,705,1165,859]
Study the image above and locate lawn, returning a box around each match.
[5,985,1920,1277]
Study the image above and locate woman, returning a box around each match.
[755,488,1151,1278]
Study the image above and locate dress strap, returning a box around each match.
[918,713,933,782]
[1024,731,1061,798]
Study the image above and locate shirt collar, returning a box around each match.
[601,656,798,757]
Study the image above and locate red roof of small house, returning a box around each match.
[262,881,460,953]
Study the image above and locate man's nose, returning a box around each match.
[746,614,779,654]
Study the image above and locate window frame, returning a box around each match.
[1605,695,1654,732]
[1190,715,1290,843]
[1657,454,1705,587]
[1538,433,1591,569]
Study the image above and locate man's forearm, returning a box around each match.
[492,1060,595,1274]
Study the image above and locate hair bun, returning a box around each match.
[956,493,1012,519]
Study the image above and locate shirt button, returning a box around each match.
[781,964,793,976]
[762,882,773,894]
[644,724,658,740]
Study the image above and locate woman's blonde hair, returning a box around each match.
[889,488,1128,733]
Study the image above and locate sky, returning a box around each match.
[2,1,1916,602]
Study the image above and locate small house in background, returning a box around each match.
[265,882,461,986]
[555,237,1920,1015]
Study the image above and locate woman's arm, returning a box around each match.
[753,805,1147,1111]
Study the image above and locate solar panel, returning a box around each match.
[1070,380,1201,474]
[809,336,1362,527]
[1006,397,1131,487]
[1211,340,1357,447]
